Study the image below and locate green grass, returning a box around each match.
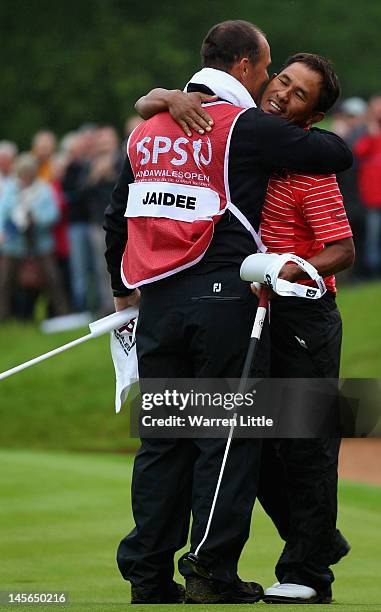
[337,282,381,377]
[0,450,380,611]
[0,323,135,452]
[0,281,380,451]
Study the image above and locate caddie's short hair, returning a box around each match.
[201,20,266,70]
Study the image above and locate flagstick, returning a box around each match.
[0,333,94,381]
[0,308,137,382]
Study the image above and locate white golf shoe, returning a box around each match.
[263,582,332,604]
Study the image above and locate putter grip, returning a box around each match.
[258,286,270,307]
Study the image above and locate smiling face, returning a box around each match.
[260,61,325,127]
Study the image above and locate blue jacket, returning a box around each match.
[0,179,59,257]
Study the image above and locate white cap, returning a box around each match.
[341,97,367,116]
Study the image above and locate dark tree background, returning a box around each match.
[0,0,379,147]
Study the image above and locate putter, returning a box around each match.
[184,285,270,577]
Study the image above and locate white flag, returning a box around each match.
[110,307,139,413]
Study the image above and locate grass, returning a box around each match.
[337,281,381,376]
[0,322,134,452]
[0,449,380,612]
[0,281,380,452]
[0,285,380,609]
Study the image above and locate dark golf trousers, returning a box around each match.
[258,292,342,592]
[117,266,269,587]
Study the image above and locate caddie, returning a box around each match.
[104,20,352,605]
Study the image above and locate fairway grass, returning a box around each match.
[337,281,381,376]
[0,450,380,611]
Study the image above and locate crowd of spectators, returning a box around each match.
[0,96,381,323]
[0,117,143,321]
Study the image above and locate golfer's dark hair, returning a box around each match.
[281,53,341,113]
[201,20,266,70]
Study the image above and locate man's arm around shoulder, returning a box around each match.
[235,109,353,174]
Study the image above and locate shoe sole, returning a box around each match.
[132,598,184,604]
[263,594,332,604]
[185,590,263,604]
[185,592,231,604]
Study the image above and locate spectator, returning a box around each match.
[0,153,69,320]
[86,126,120,314]
[124,115,144,139]
[59,131,79,157]
[121,115,144,163]
[50,153,72,310]
[331,97,367,141]
[61,132,94,312]
[0,142,35,319]
[332,98,368,279]
[31,130,57,182]
[0,141,18,198]
[78,123,98,161]
[353,95,381,277]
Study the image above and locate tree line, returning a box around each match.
[0,0,378,147]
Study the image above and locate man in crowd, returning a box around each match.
[331,97,367,279]
[31,130,57,182]
[87,126,121,315]
[0,141,18,198]
[353,95,381,277]
[124,115,144,140]
[61,130,94,312]
[104,20,352,605]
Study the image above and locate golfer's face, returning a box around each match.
[260,62,321,126]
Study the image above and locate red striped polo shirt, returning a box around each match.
[260,173,353,293]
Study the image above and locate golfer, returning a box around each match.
[256,53,354,604]
[104,20,352,604]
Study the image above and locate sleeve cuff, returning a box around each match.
[112,288,135,297]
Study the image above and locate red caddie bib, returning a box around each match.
[121,102,247,288]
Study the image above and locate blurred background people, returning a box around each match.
[0,141,18,198]
[332,98,368,279]
[50,153,71,311]
[0,153,69,320]
[31,130,57,182]
[124,115,144,140]
[86,126,121,315]
[2,95,377,321]
[331,97,367,141]
[353,95,381,278]
[61,130,94,312]
[122,115,144,163]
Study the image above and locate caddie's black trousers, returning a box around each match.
[117,266,269,587]
[258,292,342,592]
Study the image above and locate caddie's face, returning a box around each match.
[245,34,271,101]
[260,62,324,127]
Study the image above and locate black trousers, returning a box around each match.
[117,266,270,587]
[258,292,342,591]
